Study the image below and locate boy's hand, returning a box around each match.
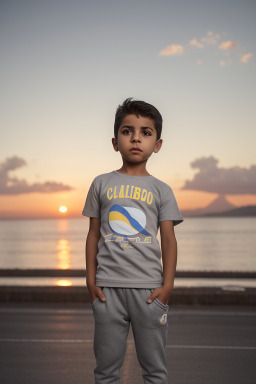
[89,285,106,303]
[146,286,172,306]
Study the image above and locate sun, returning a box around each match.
[59,205,67,214]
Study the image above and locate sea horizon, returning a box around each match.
[0,217,255,288]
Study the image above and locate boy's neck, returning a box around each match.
[116,165,151,177]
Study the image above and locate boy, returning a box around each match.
[82,98,184,383]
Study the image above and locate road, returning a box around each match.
[0,303,255,384]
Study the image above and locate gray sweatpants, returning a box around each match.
[91,287,169,384]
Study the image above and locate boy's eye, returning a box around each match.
[121,129,152,136]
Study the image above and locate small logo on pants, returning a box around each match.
[160,314,167,325]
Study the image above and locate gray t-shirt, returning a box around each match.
[82,170,184,288]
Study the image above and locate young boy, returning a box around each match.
[82,98,184,384]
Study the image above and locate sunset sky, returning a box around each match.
[1,0,256,219]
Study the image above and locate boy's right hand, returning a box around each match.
[89,286,106,303]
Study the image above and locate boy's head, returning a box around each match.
[114,98,162,141]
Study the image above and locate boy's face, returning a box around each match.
[112,114,162,164]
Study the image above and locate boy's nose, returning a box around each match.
[131,133,141,142]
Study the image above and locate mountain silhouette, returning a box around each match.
[203,194,235,213]
[182,194,236,216]
[182,194,256,217]
[199,205,256,217]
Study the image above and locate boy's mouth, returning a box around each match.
[130,147,142,152]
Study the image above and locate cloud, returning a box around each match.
[180,156,256,195]
[218,41,237,50]
[189,38,204,48]
[160,31,252,67]
[0,156,74,195]
[200,31,220,45]
[159,44,184,56]
[240,53,253,63]
[219,59,232,67]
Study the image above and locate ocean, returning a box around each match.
[0,217,255,288]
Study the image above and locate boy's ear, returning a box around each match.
[154,139,163,153]
[112,137,119,152]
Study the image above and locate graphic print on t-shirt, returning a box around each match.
[104,183,153,249]
[105,204,152,249]
[109,204,151,236]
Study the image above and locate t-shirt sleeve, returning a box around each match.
[159,186,184,226]
[81,178,100,218]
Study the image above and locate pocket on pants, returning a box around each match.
[92,288,112,324]
[91,287,105,307]
[148,289,169,312]
[134,289,169,328]
[150,296,169,325]
[91,297,100,306]
[153,297,169,311]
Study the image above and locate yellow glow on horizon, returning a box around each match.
[59,206,67,213]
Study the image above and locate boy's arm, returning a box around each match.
[160,220,177,291]
[147,220,177,305]
[86,217,106,303]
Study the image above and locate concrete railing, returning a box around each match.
[0,269,256,305]
[0,269,255,278]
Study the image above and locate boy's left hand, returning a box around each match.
[146,286,172,306]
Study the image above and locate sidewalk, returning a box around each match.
[0,303,255,384]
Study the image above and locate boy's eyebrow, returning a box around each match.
[121,125,154,132]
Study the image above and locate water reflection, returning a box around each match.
[57,239,71,269]
[56,220,72,285]
[56,279,72,286]
[57,219,69,232]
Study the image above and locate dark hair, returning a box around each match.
[114,98,162,141]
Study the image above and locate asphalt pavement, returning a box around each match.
[0,303,255,384]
